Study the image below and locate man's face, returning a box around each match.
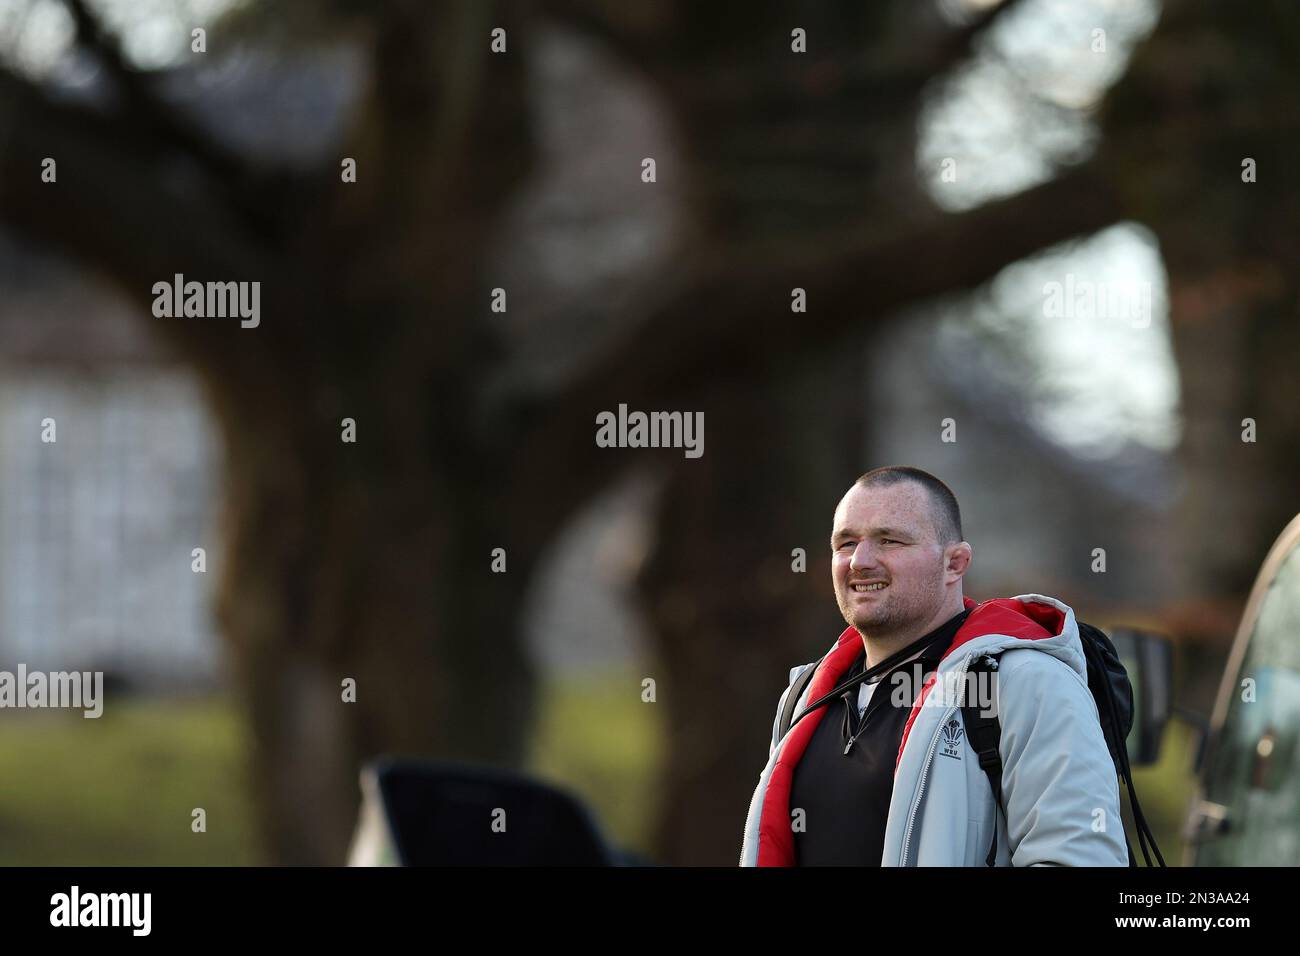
[830,481,951,636]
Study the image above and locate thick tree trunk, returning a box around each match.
[210,388,544,862]
[636,354,866,865]
[164,0,546,861]
[1108,0,1300,618]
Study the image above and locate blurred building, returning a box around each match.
[0,231,221,688]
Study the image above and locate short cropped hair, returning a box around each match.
[855,466,963,545]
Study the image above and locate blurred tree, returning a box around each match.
[1,0,1289,865]
[1103,0,1300,613]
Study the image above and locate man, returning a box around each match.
[739,466,1127,866]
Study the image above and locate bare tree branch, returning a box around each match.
[508,162,1122,547]
[0,67,283,397]
[62,0,255,188]
[545,0,1028,106]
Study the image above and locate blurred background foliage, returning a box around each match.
[0,0,1296,865]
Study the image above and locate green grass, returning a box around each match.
[1128,717,1199,866]
[0,671,665,866]
[4,672,1184,867]
[0,698,257,865]
[526,667,666,860]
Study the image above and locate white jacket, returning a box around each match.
[739,594,1128,866]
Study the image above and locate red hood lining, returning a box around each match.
[837,596,1065,655]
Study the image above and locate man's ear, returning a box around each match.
[945,541,972,583]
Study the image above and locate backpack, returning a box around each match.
[962,622,1166,867]
[776,621,1166,867]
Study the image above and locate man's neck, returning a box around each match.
[859,598,966,669]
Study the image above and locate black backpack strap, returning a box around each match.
[778,662,821,741]
[1077,629,1154,867]
[962,654,1005,867]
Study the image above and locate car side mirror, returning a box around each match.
[347,758,623,866]
[1109,627,1173,766]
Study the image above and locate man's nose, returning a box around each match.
[849,540,879,571]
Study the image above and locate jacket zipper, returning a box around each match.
[842,691,863,755]
[898,652,973,865]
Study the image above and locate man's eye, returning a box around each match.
[882,538,900,545]
[836,541,854,550]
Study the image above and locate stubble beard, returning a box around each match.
[839,574,945,641]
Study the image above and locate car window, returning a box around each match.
[1198,539,1300,865]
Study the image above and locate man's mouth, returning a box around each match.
[850,582,889,593]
